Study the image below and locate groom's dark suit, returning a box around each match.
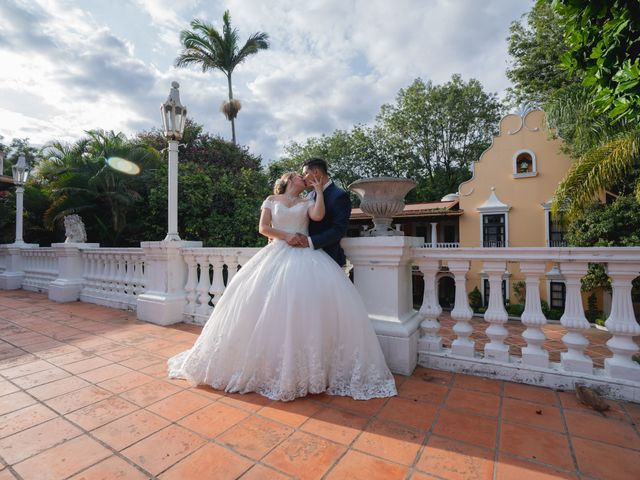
[308,182,352,267]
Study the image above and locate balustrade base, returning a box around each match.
[605,358,640,382]
[560,353,593,374]
[377,331,419,376]
[137,293,186,326]
[418,335,443,353]
[49,279,84,302]
[0,272,24,290]
[370,310,421,376]
[418,350,640,403]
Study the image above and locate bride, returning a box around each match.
[168,171,397,401]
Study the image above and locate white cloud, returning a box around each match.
[0,0,534,162]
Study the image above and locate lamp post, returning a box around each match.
[12,155,30,245]
[160,81,187,242]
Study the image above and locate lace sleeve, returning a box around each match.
[261,198,273,210]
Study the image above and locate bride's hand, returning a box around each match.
[308,174,323,192]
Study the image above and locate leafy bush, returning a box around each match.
[595,317,606,327]
[540,299,551,318]
[507,303,525,317]
[548,309,563,321]
[512,281,526,305]
[585,293,601,323]
[468,287,483,311]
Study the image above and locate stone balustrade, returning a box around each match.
[21,247,58,293]
[413,246,640,401]
[80,248,146,310]
[0,240,638,400]
[182,247,260,324]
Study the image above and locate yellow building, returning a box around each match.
[457,108,576,312]
[349,108,606,315]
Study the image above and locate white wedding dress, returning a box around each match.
[168,198,397,401]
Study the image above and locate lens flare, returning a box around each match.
[106,157,141,175]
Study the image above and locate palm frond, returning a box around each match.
[554,129,640,217]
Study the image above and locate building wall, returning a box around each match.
[458,110,573,249]
[456,110,575,307]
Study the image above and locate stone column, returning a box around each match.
[559,262,592,373]
[430,222,438,247]
[342,236,424,375]
[482,261,510,363]
[415,259,442,352]
[604,262,640,380]
[136,240,202,326]
[519,262,549,368]
[449,260,475,357]
[49,243,99,302]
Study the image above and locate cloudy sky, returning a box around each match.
[0,0,533,163]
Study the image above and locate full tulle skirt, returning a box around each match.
[168,240,397,401]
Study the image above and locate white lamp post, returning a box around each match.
[0,150,5,176]
[12,155,30,245]
[160,81,187,242]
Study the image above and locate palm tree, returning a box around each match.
[545,86,640,219]
[175,11,269,145]
[38,130,160,245]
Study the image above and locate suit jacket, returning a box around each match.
[308,182,352,267]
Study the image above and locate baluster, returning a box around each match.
[183,254,198,315]
[123,254,135,301]
[195,255,211,315]
[449,260,475,357]
[520,262,549,367]
[107,255,117,295]
[559,262,592,373]
[116,257,127,299]
[132,257,144,296]
[209,256,226,307]
[84,253,95,294]
[604,262,640,380]
[483,261,510,362]
[416,259,442,352]
[98,253,109,294]
[224,254,239,285]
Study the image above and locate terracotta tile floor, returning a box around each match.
[0,291,638,480]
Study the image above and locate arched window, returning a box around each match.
[513,149,537,178]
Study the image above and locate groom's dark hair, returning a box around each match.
[302,157,328,175]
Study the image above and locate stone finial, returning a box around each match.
[63,214,87,243]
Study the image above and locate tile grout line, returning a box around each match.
[404,369,456,480]
[492,379,505,480]
[557,388,582,476]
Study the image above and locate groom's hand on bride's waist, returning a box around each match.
[286,233,309,248]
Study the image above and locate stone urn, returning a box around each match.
[348,177,416,236]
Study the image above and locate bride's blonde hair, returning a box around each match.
[274,172,298,195]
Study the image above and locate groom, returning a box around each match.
[288,158,352,267]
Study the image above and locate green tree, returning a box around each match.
[137,120,270,247]
[506,1,576,106]
[175,10,269,145]
[273,75,502,203]
[535,1,640,218]
[377,75,503,200]
[547,0,640,123]
[37,131,161,246]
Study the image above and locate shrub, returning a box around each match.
[507,303,525,317]
[540,299,551,318]
[468,287,483,311]
[548,309,563,320]
[512,281,526,304]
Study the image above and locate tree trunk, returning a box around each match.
[227,74,236,145]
